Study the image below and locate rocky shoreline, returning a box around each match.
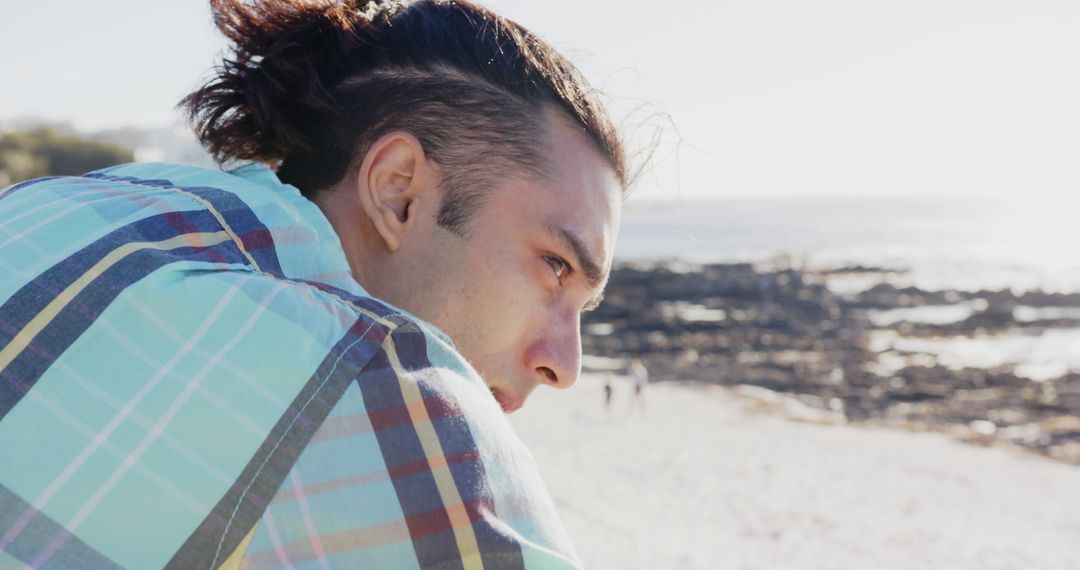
[582,261,1080,464]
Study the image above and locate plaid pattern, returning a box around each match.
[0,163,579,569]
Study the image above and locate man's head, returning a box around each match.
[183,0,627,411]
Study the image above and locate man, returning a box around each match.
[0,0,626,568]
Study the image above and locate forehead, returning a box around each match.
[530,112,623,260]
[470,109,622,275]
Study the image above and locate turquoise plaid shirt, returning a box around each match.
[0,162,579,569]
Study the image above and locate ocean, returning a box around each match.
[615,196,1080,293]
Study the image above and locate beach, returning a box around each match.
[510,376,1080,570]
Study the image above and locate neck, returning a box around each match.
[312,187,384,292]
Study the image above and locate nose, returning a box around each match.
[525,312,582,390]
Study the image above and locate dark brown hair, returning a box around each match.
[182,0,626,234]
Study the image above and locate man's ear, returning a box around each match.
[355,132,435,253]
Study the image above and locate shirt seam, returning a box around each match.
[211,317,383,568]
[94,175,269,272]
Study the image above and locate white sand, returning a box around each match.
[510,376,1080,570]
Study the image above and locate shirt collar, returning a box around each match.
[229,162,363,295]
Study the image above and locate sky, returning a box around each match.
[2,0,1078,201]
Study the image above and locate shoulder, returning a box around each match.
[0,158,471,395]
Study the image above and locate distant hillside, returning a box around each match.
[0,119,215,186]
[0,128,133,185]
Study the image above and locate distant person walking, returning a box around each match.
[629,358,649,413]
[603,372,615,410]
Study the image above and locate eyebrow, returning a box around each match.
[548,224,608,310]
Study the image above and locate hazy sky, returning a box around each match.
[3,0,1078,200]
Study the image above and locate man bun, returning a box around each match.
[183,0,394,165]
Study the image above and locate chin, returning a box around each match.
[488,386,524,414]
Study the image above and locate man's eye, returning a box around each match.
[544,255,569,280]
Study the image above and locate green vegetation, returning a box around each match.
[0,128,133,186]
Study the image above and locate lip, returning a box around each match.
[489,387,524,414]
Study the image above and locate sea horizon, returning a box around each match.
[615,195,1080,294]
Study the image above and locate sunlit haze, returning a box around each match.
[4,5,1080,567]
[3,0,1078,201]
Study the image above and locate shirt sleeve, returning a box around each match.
[235,317,581,570]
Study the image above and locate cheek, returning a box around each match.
[476,277,534,342]
[447,293,531,383]
[459,267,545,359]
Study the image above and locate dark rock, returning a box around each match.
[584,261,1080,465]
